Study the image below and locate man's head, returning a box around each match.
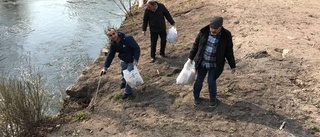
[146,0,157,11]
[106,28,119,42]
[209,16,223,35]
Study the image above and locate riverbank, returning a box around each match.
[46,0,320,136]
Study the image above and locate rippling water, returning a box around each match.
[0,0,128,113]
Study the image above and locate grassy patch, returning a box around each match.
[159,72,165,76]
[225,76,231,80]
[229,127,236,133]
[169,92,180,98]
[75,111,88,120]
[114,92,122,101]
[224,87,234,93]
[144,76,151,81]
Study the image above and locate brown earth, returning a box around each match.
[45,0,320,136]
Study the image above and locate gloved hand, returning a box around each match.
[133,60,138,66]
[100,68,107,76]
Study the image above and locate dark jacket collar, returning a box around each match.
[118,32,126,40]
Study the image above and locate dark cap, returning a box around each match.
[210,16,223,29]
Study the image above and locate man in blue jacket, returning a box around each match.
[142,0,175,63]
[101,28,141,99]
[189,16,236,107]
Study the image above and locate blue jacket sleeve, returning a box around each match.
[104,45,116,68]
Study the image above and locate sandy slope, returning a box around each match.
[47,0,320,136]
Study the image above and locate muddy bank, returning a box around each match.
[48,0,320,136]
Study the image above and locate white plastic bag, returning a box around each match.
[123,65,144,88]
[167,26,177,43]
[176,59,196,85]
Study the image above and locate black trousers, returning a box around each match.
[150,30,167,58]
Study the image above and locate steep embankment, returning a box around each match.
[48,0,320,136]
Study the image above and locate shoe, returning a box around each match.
[194,98,200,106]
[160,53,167,58]
[120,83,126,89]
[150,58,155,63]
[209,99,218,107]
[122,93,133,99]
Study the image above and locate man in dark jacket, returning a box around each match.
[188,16,236,107]
[142,0,175,63]
[101,28,141,99]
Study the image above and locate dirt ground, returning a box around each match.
[45,0,320,136]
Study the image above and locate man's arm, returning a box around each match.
[142,9,149,32]
[189,32,201,60]
[163,5,175,26]
[225,31,236,69]
[104,45,116,69]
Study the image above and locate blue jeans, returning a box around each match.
[120,60,134,94]
[193,65,217,101]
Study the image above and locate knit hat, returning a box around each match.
[210,16,223,29]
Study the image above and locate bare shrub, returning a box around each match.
[111,0,145,19]
[0,67,50,136]
[111,0,135,17]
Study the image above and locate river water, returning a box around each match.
[0,0,129,113]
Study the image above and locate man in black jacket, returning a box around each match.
[142,0,175,63]
[188,16,236,107]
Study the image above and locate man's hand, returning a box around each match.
[100,68,107,76]
[142,31,146,36]
[231,68,236,74]
[133,60,138,66]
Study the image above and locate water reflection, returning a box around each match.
[0,0,126,114]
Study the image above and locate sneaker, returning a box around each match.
[194,98,200,106]
[122,93,132,99]
[120,83,126,89]
[209,99,218,107]
[160,53,167,58]
[150,58,155,63]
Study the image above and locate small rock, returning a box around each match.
[282,49,290,58]
[304,35,311,41]
[287,36,297,40]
